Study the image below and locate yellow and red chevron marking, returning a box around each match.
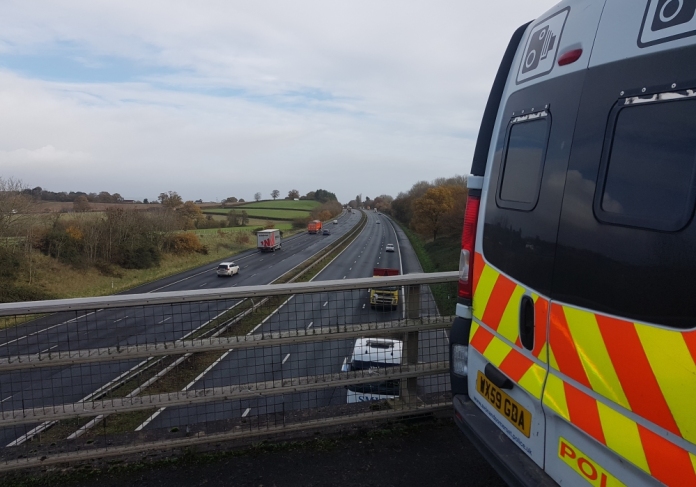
[469,321,546,399]
[549,303,696,445]
[472,253,548,362]
[544,374,696,487]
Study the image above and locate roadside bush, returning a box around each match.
[292,217,310,229]
[118,243,161,269]
[234,232,251,245]
[36,228,85,268]
[163,233,206,255]
[252,227,264,235]
[0,248,21,280]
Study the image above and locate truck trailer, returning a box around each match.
[307,220,322,234]
[256,229,281,252]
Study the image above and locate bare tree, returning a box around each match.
[271,189,280,200]
[0,177,35,240]
[254,192,262,202]
[158,191,183,209]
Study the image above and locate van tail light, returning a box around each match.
[458,194,481,300]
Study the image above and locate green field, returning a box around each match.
[235,200,320,210]
[192,221,293,235]
[204,208,310,220]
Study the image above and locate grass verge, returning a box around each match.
[393,222,459,316]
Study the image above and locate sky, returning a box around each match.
[0,0,558,204]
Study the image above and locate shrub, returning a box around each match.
[163,233,206,254]
[118,244,161,269]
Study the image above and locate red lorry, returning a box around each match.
[307,220,322,234]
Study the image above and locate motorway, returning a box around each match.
[0,209,449,446]
[140,210,448,431]
[0,210,363,446]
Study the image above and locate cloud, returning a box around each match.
[0,145,92,167]
[0,0,559,201]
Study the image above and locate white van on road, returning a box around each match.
[341,338,402,403]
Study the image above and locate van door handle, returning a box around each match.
[484,363,513,390]
[520,295,535,351]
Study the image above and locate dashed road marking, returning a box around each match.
[242,408,251,418]
[323,301,328,307]
[113,316,129,323]
[158,317,171,324]
[282,353,291,364]
[307,322,313,329]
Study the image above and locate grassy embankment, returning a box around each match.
[395,223,459,316]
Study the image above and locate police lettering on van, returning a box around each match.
[450,1,696,486]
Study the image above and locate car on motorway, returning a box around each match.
[376,220,381,224]
[322,229,331,235]
[216,262,239,277]
[333,220,338,224]
[385,244,395,252]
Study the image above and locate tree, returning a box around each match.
[288,189,300,200]
[241,210,249,226]
[411,186,455,240]
[271,190,280,200]
[0,177,35,240]
[158,191,183,209]
[225,196,238,203]
[73,195,91,212]
[178,201,203,229]
[143,198,149,204]
[254,192,262,202]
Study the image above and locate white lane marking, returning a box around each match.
[282,353,291,364]
[136,349,233,431]
[323,301,328,307]
[260,259,264,261]
[306,322,313,330]
[158,317,171,324]
[242,408,251,418]
[199,283,207,287]
[251,273,257,277]
[349,268,352,270]
[0,395,13,403]
[343,276,346,279]
[232,284,238,287]
[113,315,129,323]
[244,265,249,268]
[0,311,97,348]
[39,345,58,354]
[362,304,366,309]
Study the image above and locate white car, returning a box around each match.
[216,262,240,277]
[385,244,395,252]
[333,220,338,224]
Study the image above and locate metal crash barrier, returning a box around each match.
[0,272,457,471]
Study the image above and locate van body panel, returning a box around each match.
[592,0,696,67]
[453,1,696,485]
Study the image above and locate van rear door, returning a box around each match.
[469,3,603,468]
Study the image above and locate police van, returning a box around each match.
[449,1,696,486]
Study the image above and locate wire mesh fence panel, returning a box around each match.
[0,272,456,470]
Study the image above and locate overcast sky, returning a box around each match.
[0,0,557,203]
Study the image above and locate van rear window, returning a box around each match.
[497,113,549,211]
[595,98,696,231]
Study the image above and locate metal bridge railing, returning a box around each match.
[0,271,457,471]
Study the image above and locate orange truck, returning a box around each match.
[307,220,322,234]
